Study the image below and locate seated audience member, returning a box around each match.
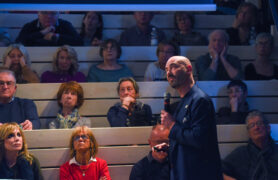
[217,80,249,124]
[119,11,165,46]
[80,11,103,46]
[2,44,40,83]
[144,41,180,81]
[87,39,133,82]
[41,45,86,83]
[245,33,278,80]
[0,28,11,46]
[222,110,278,180]
[49,81,90,129]
[60,126,111,180]
[171,12,207,46]
[16,11,83,46]
[0,123,43,179]
[107,77,153,127]
[130,124,170,180]
[226,2,259,45]
[196,30,242,80]
[0,69,40,129]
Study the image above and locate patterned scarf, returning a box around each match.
[56,108,80,128]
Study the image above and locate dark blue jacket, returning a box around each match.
[0,97,40,129]
[169,85,222,180]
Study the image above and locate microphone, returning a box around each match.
[164,92,171,112]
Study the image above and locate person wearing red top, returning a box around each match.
[60,126,111,180]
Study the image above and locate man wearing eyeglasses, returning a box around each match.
[217,80,249,124]
[16,11,83,46]
[222,110,278,180]
[129,125,170,180]
[0,69,40,129]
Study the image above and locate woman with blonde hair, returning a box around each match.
[41,45,86,83]
[60,126,111,180]
[2,44,40,83]
[0,123,43,179]
[49,81,91,128]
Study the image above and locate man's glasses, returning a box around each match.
[0,81,15,87]
[74,135,89,141]
[247,121,265,130]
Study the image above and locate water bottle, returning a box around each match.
[150,27,158,46]
[249,26,256,45]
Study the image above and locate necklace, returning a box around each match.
[79,164,90,177]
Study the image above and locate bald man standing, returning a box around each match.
[161,56,222,180]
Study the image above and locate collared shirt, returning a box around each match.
[69,157,97,166]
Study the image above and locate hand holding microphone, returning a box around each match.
[164,92,171,112]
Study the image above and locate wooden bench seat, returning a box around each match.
[14,81,278,128]
[24,124,278,180]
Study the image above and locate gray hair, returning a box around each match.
[208,29,229,43]
[245,110,269,126]
[2,44,31,66]
[0,69,17,83]
[255,32,274,48]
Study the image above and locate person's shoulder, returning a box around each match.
[23,19,39,27]
[13,97,34,103]
[121,26,137,35]
[41,70,54,76]
[133,155,149,168]
[95,157,108,164]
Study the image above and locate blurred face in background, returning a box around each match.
[7,48,24,72]
[209,31,227,54]
[83,12,101,32]
[38,11,59,28]
[57,50,72,72]
[119,80,138,102]
[176,13,192,33]
[134,12,153,26]
[0,72,17,102]
[158,44,176,70]
[247,116,270,143]
[228,85,247,105]
[255,37,273,57]
[102,42,118,62]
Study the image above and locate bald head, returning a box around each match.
[166,56,192,68]
[149,125,169,146]
[165,56,194,90]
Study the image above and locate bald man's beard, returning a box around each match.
[168,72,190,89]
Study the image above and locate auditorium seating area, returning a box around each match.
[25,125,278,180]
[1,9,278,180]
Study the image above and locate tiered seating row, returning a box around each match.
[1,46,277,80]
[0,13,235,41]
[24,125,278,180]
[15,81,278,128]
